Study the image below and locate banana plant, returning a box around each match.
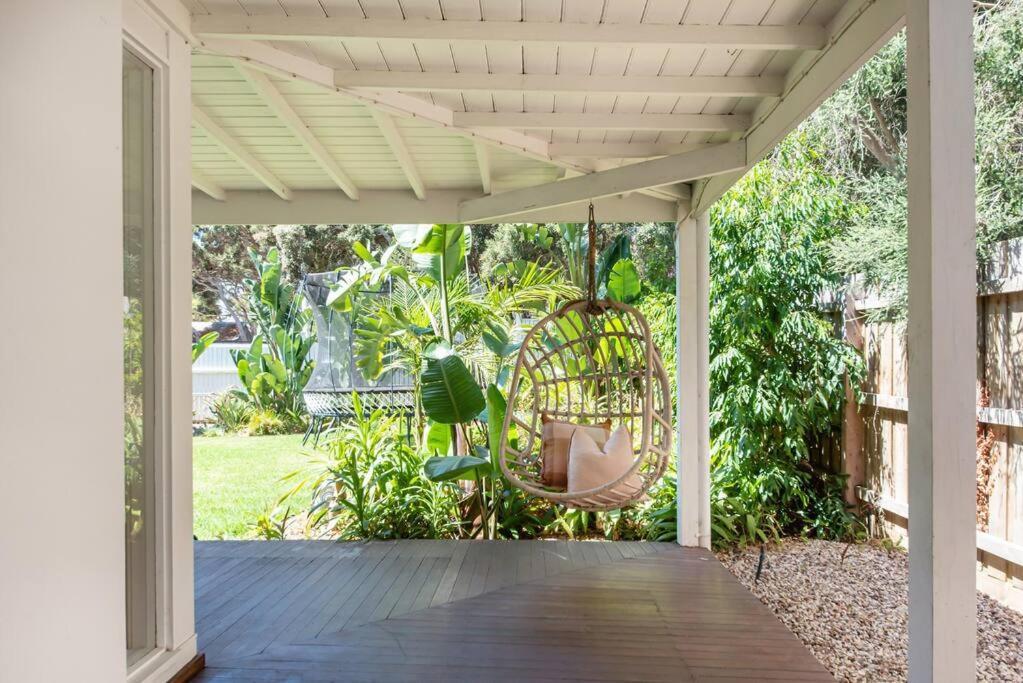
[230,249,316,416]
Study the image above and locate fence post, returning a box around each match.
[842,291,866,505]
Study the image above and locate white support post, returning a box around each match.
[676,208,711,549]
[906,1,976,681]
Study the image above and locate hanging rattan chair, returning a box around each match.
[497,206,672,511]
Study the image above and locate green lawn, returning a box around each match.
[193,434,315,539]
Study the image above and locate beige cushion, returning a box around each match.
[540,414,611,488]
[567,425,642,495]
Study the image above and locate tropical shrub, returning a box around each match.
[230,248,315,429]
[291,394,459,540]
[708,139,864,541]
[632,222,677,294]
[210,391,252,433]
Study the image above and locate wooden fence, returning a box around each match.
[831,237,1023,606]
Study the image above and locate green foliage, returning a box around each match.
[709,140,864,542]
[423,454,492,482]
[191,331,218,363]
[810,6,1023,317]
[246,408,304,436]
[420,353,486,425]
[293,395,459,540]
[250,504,296,540]
[605,258,641,303]
[230,248,315,421]
[477,223,565,275]
[210,391,253,433]
[636,292,677,407]
[632,222,677,294]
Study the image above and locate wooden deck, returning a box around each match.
[194,540,831,682]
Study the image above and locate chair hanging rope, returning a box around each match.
[497,204,672,511]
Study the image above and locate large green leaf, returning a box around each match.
[420,354,485,424]
[411,224,469,282]
[424,420,452,456]
[606,258,641,303]
[391,224,434,249]
[595,233,632,290]
[485,384,509,469]
[423,455,492,482]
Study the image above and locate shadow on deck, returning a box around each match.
[193,540,831,682]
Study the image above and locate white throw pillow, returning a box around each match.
[566,425,641,495]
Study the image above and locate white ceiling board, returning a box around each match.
[189,0,872,211]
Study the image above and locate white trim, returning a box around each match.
[192,16,828,50]
[237,65,358,200]
[458,141,745,223]
[677,209,712,549]
[124,5,197,682]
[193,188,677,224]
[191,103,292,200]
[452,112,751,132]
[473,141,492,195]
[905,0,977,679]
[550,142,717,159]
[370,110,425,200]
[191,168,225,201]
[334,71,784,97]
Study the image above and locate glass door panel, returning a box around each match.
[123,47,157,667]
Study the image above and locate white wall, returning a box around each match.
[0,1,127,681]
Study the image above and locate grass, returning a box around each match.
[193,433,314,539]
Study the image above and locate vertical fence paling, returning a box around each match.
[191,342,248,419]
[820,237,1023,587]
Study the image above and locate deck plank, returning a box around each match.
[193,540,832,682]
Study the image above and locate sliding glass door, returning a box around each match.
[123,47,157,668]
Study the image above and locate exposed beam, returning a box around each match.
[236,66,359,200]
[191,104,292,200]
[193,189,678,225]
[334,71,784,97]
[193,39,681,205]
[692,0,907,214]
[195,38,572,169]
[473,141,492,195]
[453,112,750,132]
[550,142,716,159]
[459,141,745,222]
[191,168,225,201]
[370,110,425,200]
[193,15,827,50]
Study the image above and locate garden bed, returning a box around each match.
[717,539,1023,682]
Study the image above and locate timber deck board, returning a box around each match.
[193,540,831,682]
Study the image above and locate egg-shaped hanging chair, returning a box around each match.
[497,206,672,511]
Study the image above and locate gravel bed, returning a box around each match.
[717,539,1023,682]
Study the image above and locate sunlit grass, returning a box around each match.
[192,434,312,539]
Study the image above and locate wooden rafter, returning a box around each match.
[191,168,225,201]
[191,104,291,200]
[452,112,751,133]
[550,142,716,159]
[192,16,826,51]
[473,141,492,195]
[237,66,358,200]
[459,141,746,223]
[334,72,783,97]
[370,110,424,200]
